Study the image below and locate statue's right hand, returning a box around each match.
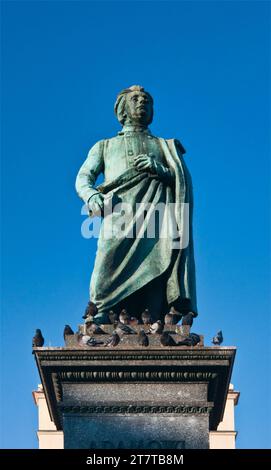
[87,193,104,217]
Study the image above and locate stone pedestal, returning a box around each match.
[33,344,236,449]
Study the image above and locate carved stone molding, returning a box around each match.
[59,404,213,415]
[34,350,234,363]
[52,372,63,402]
[57,370,218,382]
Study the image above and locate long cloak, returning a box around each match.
[89,138,197,315]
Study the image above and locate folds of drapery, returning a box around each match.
[88,138,197,316]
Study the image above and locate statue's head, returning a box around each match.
[114,85,153,127]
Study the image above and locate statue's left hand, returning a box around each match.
[134,153,155,173]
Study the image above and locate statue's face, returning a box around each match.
[125,91,152,125]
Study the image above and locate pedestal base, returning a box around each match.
[64,414,209,449]
[33,346,236,449]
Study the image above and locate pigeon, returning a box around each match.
[148,320,163,335]
[63,325,74,341]
[141,309,152,325]
[177,333,201,347]
[78,334,91,346]
[115,322,137,335]
[105,331,121,347]
[164,307,181,325]
[190,333,201,345]
[86,323,107,335]
[160,332,177,347]
[138,329,149,347]
[32,329,44,348]
[82,301,98,320]
[129,317,139,327]
[212,330,223,346]
[86,337,104,347]
[109,310,119,326]
[177,337,192,346]
[164,313,175,326]
[119,309,130,325]
[181,312,194,326]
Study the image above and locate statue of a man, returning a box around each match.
[76,85,197,324]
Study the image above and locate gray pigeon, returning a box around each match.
[177,337,193,346]
[164,307,181,325]
[212,330,223,345]
[105,331,121,347]
[160,332,176,347]
[141,309,152,325]
[109,310,118,326]
[86,337,104,347]
[82,301,98,320]
[130,317,139,327]
[63,325,74,341]
[181,312,194,326]
[86,323,107,335]
[164,313,174,326]
[32,329,44,348]
[189,333,201,345]
[178,333,201,346]
[119,309,130,325]
[115,322,137,335]
[138,329,149,347]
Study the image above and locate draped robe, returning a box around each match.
[75,129,197,319]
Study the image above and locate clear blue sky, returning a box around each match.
[1,0,270,449]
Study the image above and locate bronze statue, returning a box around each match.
[76,85,197,324]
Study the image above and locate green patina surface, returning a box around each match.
[75,86,197,322]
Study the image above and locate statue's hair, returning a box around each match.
[114,85,154,125]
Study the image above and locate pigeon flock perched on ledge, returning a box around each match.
[73,304,201,348]
[32,302,223,350]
